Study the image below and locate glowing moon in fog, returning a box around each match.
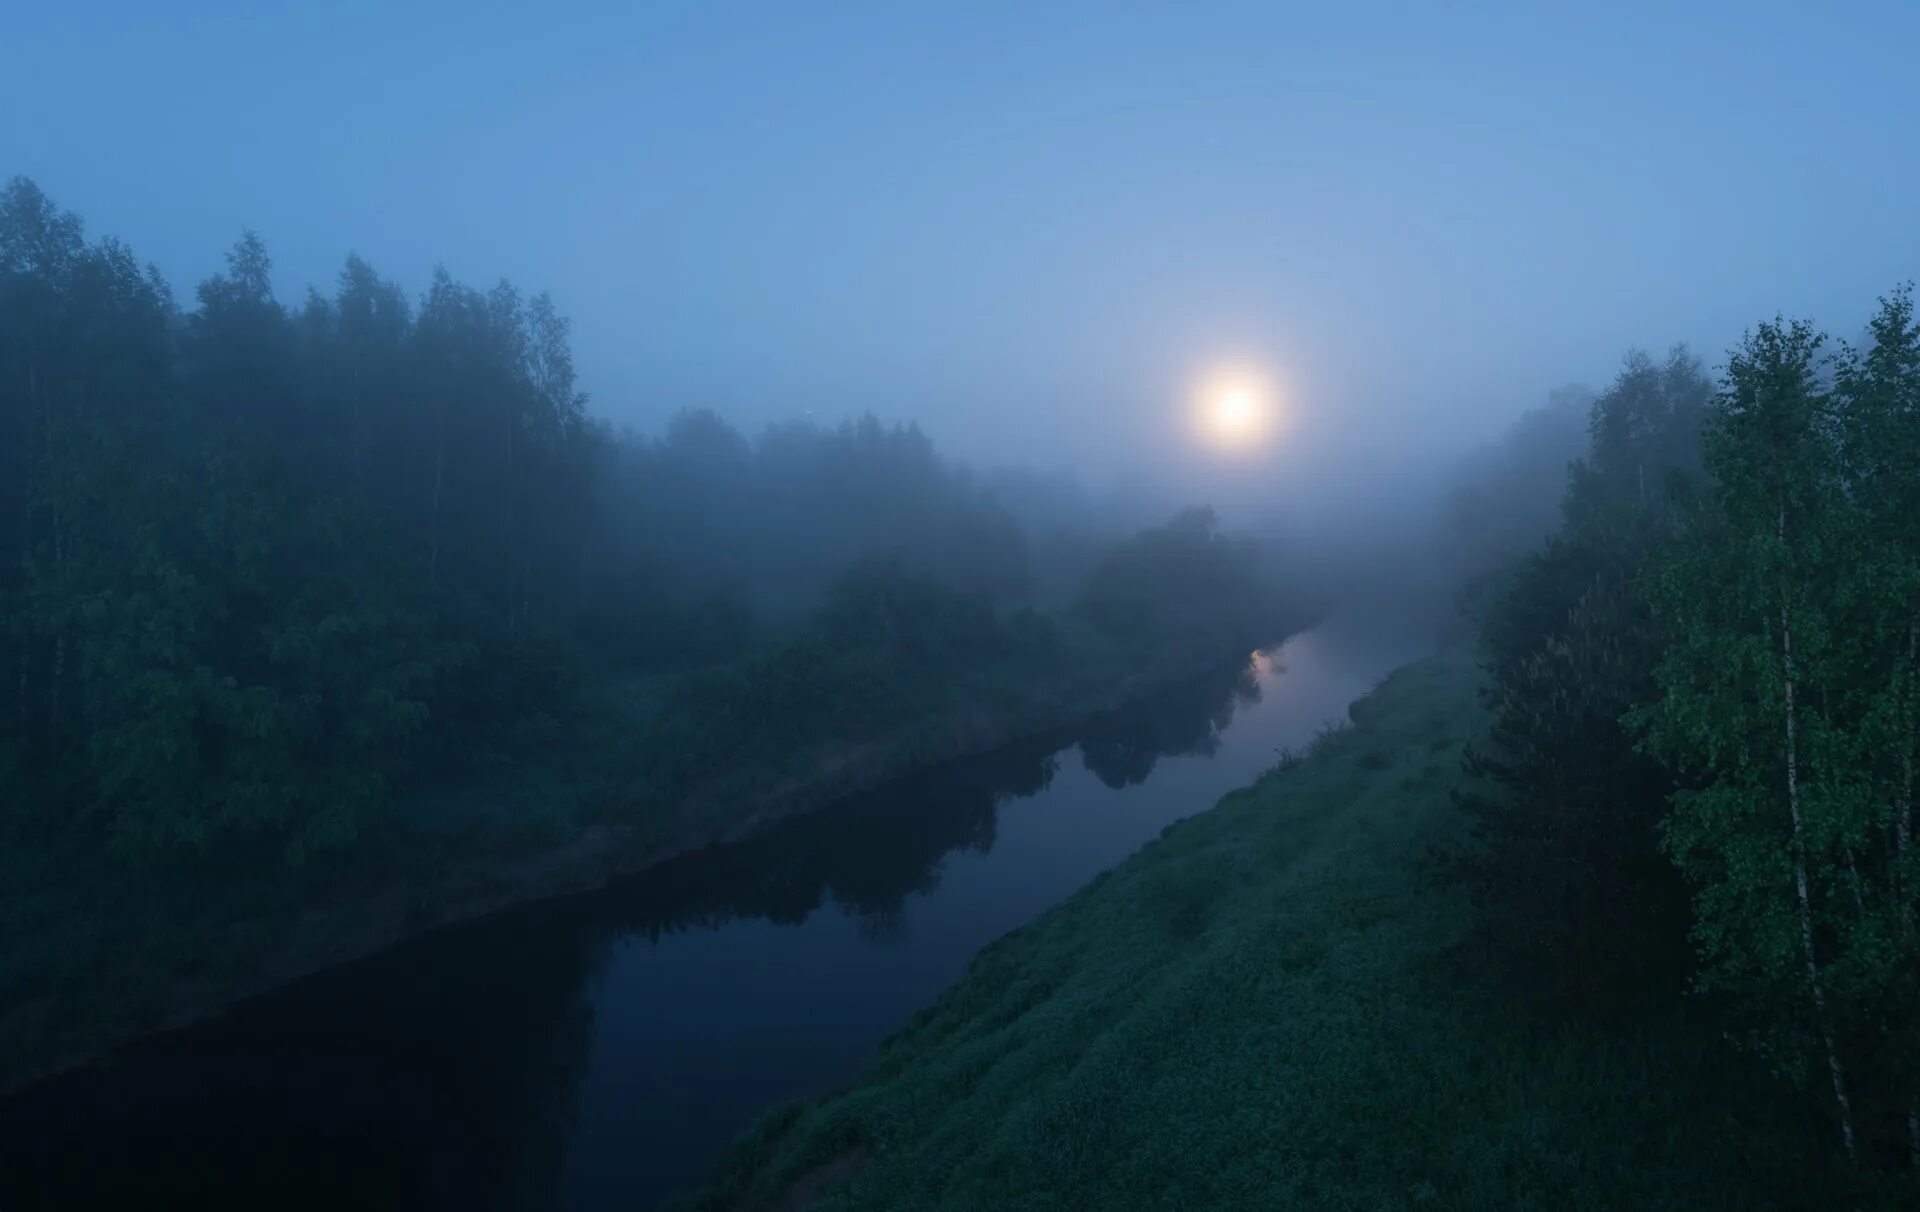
[1214,389,1256,432]
[1192,366,1279,452]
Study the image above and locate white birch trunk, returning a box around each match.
[1780,499,1857,1163]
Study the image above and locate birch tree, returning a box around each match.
[1637,318,1865,1160]
[1834,286,1920,1174]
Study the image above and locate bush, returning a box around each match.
[1074,507,1275,643]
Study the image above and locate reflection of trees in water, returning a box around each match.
[0,652,1263,1211]
[603,655,1258,938]
[855,907,909,945]
[1076,660,1263,789]
[597,735,1063,940]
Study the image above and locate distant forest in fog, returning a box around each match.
[0,175,1295,869]
[0,172,1618,867]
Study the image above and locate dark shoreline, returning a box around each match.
[3,625,1301,1101]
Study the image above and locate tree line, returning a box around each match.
[1464,292,1920,1181]
[0,176,1221,869]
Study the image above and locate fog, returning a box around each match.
[8,3,1918,539]
[14,5,1920,1209]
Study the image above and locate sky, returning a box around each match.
[6,1,1919,520]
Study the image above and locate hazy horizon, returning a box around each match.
[9,2,1919,520]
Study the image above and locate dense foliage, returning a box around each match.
[1465,295,1920,1177]
[0,177,1081,866]
[651,560,1059,783]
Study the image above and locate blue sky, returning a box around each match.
[6,1,1918,510]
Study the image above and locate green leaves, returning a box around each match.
[1636,308,1920,1166]
[1471,307,1920,1166]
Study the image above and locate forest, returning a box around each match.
[11,159,1920,1198]
[1462,297,1920,1179]
[0,177,1293,1090]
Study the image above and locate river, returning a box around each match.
[0,619,1429,1210]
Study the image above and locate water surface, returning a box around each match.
[0,621,1427,1210]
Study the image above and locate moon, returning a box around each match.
[1192,366,1279,452]
[1214,389,1256,432]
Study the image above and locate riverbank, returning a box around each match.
[672,648,1858,1211]
[0,619,1298,1100]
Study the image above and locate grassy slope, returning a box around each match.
[676,650,1849,1211]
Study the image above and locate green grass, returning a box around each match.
[673,650,1864,1211]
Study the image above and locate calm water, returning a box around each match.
[0,620,1427,1211]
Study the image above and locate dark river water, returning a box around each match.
[0,620,1428,1211]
